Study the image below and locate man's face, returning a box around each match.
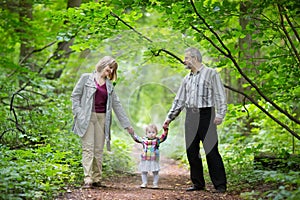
[184,53,196,69]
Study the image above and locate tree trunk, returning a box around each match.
[19,0,33,67]
[59,0,82,54]
[48,0,82,79]
[238,1,261,103]
[68,0,82,8]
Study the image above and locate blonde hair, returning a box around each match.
[95,56,118,81]
[145,124,158,134]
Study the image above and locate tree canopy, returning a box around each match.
[0,0,299,199]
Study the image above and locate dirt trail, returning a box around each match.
[56,143,242,200]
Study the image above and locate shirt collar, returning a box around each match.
[189,64,204,76]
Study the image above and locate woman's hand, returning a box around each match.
[126,126,134,135]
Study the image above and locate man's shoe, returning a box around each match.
[212,187,226,193]
[92,182,107,188]
[186,185,205,191]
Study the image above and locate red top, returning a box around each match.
[94,80,107,113]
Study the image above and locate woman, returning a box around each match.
[71,56,134,188]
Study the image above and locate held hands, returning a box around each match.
[126,126,134,135]
[214,117,223,125]
[163,119,171,129]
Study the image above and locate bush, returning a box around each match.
[0,130,135,199]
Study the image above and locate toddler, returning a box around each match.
[130,124,168,188]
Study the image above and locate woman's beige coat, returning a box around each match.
[71,72,131,150]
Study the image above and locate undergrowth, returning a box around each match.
[0,131,134,200]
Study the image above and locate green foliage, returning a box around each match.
[156,0,300,117]
[0,84,72,148]
[239,170,300,200]
[0,133,133,199]
[102,136,135,177]
[216,103,300,198]
[0,0,299,199]
[0,144,80,199]
[220,103,299,154]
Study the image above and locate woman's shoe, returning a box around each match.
[92,182,107,188]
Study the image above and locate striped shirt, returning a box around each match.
[167,65,227,120]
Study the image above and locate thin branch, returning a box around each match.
[19,41,57,65]
[256,14,295,54]
[260,11,300,44]
[190,0,300,125]
[242,96,250,118]
[110,11,183,64]
[9,49,72,136]
[224,84,300,140]
[190,24,228,56]
[284,12,300,43]
[0,128,15,140]
[24,89,48,98]
[253,13,298,66]
[152,49,184,64]
[10,93,26,135]
[110,11,153,43]
[277,4,300,64]
[10,103,47,111]
[8,41,57,78]
[189,1,232,57]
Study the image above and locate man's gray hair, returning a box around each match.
[185,47,202,62]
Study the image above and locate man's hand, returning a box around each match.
[214,117,223,125]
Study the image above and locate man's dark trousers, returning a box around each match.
[185,107,227,190]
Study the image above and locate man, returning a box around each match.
[163,47,227,193]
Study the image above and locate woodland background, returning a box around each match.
[0,0,299,199]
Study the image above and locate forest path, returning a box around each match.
[56,143,242,200]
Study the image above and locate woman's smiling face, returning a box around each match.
[101,62,116,78]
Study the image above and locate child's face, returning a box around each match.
[146,128,157,139]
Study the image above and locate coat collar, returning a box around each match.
[85,71,113,93]
[85,72,96,88]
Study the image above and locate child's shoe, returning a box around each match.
[140,183,147,188]
[152,184,159,189]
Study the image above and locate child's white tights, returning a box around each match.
[141,171,159,186]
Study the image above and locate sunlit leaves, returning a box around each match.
[0,0,299,199]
